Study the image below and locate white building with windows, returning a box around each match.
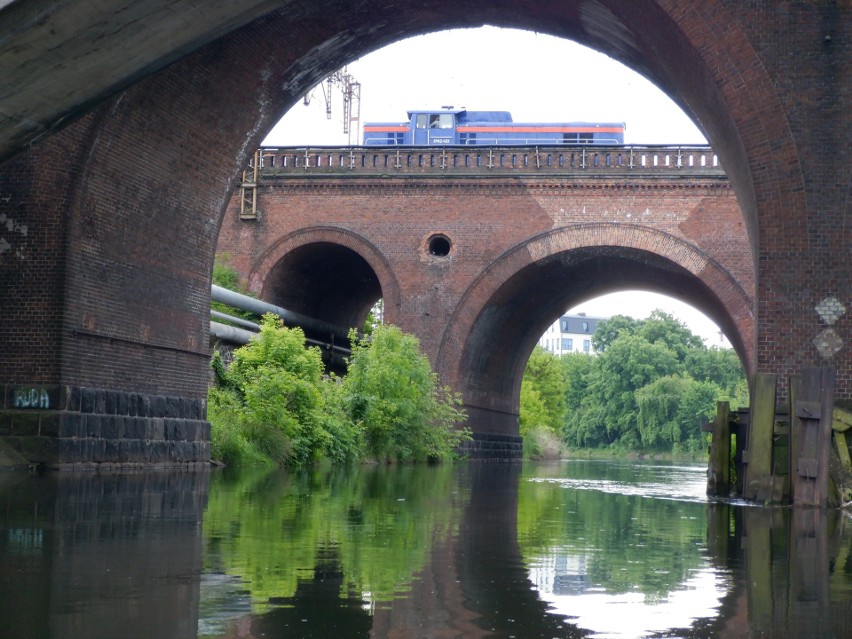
[537,312,607,356]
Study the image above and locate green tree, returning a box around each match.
[342,325,469,462]
[210,318,469,467]
[684,346,744,395]
[212,253,247,292]
[673,377,723,451]
[563,310,746,454]
[578,333,680,449]
[635,374,720,451]
[560,352,600,448]
[519,379,549,436]
[362,299,383,336]
[560,352,595,410]
[591,315,640,353]
[637,310,705,361]
[520,347,567,433]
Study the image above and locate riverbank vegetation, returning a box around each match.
[521,311,747,458]
[209,315,469,467]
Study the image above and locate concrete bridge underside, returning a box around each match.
[0,1,848,466]
[217,162,753,441]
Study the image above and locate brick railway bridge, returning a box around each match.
[0,1,848,467]
[216,144,750,452]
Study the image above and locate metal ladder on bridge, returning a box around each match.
[239,150,260,220]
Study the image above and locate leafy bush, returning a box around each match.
[210,314,356,465]
[342,325,470,462]
[522,425,564,459]
[209,317,467,466]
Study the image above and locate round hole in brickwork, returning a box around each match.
[428,234,452,257]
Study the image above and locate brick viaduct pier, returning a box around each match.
[217,145,751,452]
[0,1,848,467]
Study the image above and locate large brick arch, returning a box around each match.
[49,0,839,394]
[0,1,847,465]
[249,226,402,333]
[436,224,755,436]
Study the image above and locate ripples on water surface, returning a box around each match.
[0,459,850,638]
[529,459,710,503]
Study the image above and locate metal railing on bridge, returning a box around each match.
[251,145,724,178]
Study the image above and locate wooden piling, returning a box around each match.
[733,409,748,497]
[743,373,777,502]
[833,407,852,473]
[790,367,836,507]
[706,401,731,497]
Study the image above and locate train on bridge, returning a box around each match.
[362,107,625,146]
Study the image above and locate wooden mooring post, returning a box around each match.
[706,401,731,496]
[790,368,836,507]
[705,367,840,506]
[742,373,780,502]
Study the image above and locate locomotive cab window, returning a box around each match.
[430,114,454,129]
[416,114,429,129]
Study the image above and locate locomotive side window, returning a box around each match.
[416,114,429,129]
[430,114,454,129]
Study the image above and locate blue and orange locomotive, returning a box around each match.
[362,107,625,146]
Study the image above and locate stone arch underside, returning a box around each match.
[250,226,401,345]
[439,225,754,437]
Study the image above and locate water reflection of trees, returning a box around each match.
[201,464,469,611]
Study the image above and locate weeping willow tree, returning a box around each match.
[636,375,721,452]
[562,311,746,454]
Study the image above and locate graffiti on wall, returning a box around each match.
[13,388,50,409]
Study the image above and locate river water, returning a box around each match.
[1,460,850,638]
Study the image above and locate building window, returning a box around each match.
[582,321,589,333]
[562,338,573,351]
[583,339,591,353]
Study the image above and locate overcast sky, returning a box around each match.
[263,27,730,347]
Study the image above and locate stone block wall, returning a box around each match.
[0,384,209,469]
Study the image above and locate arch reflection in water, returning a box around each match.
[1,462,851,638]
[519,461,725,637]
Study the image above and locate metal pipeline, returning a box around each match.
[210,317,352,356]
[210,309,260,332]
[209,320,256,345]
[211,284,351,342]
